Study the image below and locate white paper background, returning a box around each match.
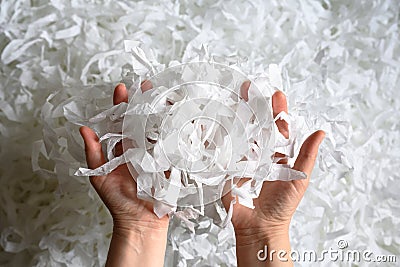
[0,0,399,266]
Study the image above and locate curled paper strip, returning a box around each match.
[75,44,307,227]
[1,1,397,265]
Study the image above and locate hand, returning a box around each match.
[80,83,168,267]
[224,84,325,266]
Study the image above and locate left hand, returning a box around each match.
[80,83,169,232]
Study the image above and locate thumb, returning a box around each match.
[293,130,325,177]
[79,126,107,187]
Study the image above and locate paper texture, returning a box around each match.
[74,44,308,227]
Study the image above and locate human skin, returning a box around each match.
[80,82,324,267]
[223,81,325,266]
[79,83,168,267]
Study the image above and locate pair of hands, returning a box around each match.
[80,83,324,266]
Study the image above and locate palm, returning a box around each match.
[230,180,307,231]
[96,165,161,223]
[80,84,168,229]
[225,88,324,232]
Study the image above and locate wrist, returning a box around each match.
[234,221,290,247]
[106,219,169,267]
[113,216,170,234]
[112,222,169,245]
[234,224,292,267]
[111,216,170,253]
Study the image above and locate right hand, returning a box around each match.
[223,85,325,244]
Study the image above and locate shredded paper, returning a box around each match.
[74,43,308,228]
[1,0,399,266]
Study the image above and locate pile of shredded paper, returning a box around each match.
[1,0,399,266]
[74,46,310,230]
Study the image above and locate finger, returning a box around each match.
[112,84,129,156]
[113,83,128,105]
[113,81,153,157]
[79,126,107,170]
[240,80,250,101]
[272,91,289,138]
[293,130,325,177]
[141,80,153,92]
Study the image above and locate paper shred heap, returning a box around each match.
[0,0,399,266]
[74,47,309,228]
